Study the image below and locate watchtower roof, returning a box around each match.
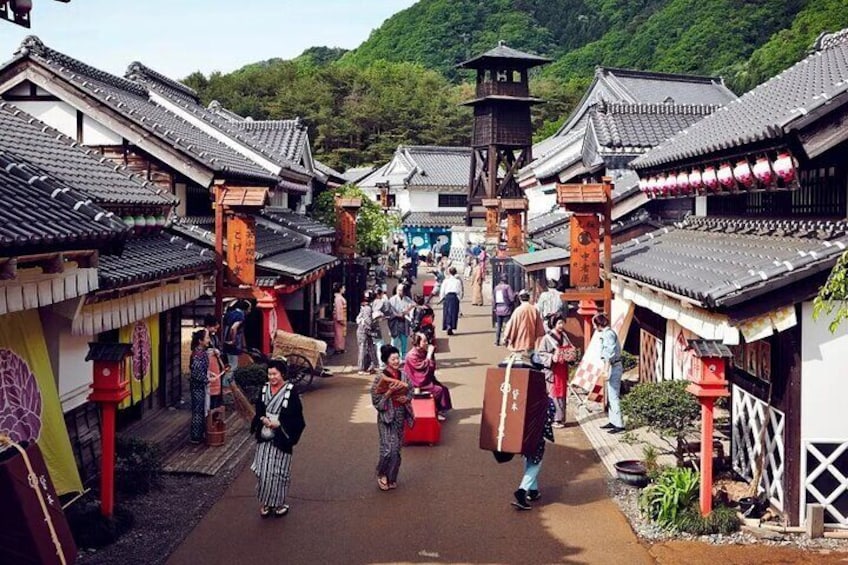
[457,41,552,70]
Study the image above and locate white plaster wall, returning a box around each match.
[13,100,76,138]
[526,187,557,215]
[800,301,848,441]
[695,196,708,217]
[57,330,93,412]
[82,114,122,146]
[407,190,438,213]
[396,190,412,214]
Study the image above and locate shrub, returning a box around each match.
[675,505,741,535]
[621,350,638,372]
[66,498,134,549]
[622,380,701,466]
[115,437,162,496]
[234,363,267,399]
[639,467,699,529]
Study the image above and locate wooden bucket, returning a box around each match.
[206,408,226,447]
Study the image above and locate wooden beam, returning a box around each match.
[214,182,225,320]
[40,253,64,274]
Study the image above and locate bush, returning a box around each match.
[622,380,701,466]
[115,437,162,496]
[234,363,267,400]
[639,467,699,529]
[66,498,134,549]
[675,505,741,535]
[621,350,638,372]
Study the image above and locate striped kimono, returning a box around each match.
[250,382,305,509]
[371,369,414,484]
[189,347,209,443]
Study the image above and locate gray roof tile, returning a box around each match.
[633,27,848,169]
[458,42,551,69]
[0,102,175,208]
[612,216,848,307]
[589,102,720,149]
[13,36,279,185]
[403,146,471,188]
[98,233,214,289]
[402,211,466,228]
[257,248,339,280]
[261,207,335,238]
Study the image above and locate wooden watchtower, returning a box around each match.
[458,41,550,251]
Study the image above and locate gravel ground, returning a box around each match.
[76,453,251,565]
[608,478,848,551]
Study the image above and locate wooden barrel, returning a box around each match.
[206,408,226,447]
[317,318,335,341]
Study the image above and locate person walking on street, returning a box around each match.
[356,290,379,375]
[371,345,414,491]
[439,267,463,335]
[388,283,415,357]
[372,288,391,370]
[502,290,545,355]
[250,358,306,518]
[470,259,484,306]
[189,328,211,444]
[493,275,515,346]
[536,280,564,330]
[374,257,388,292]
[332,283,347,354]
[595,313,625,434]
[535,314,576,428]
[222,300,250,393]
[512,398,555,510]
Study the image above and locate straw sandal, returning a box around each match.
[377,476,390,491]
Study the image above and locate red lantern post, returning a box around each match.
[685,340,732,516]
[86,343,133,517]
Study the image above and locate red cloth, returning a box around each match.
[551,362,568,398]
[403,347,435,388]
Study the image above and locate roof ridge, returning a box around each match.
[594,101,721,115]
[598,66,725,85]
[812,26,848,52]
[17,35,149,99]
[239,117,303,130]
[125,61,200,102]
[402,145,471,154]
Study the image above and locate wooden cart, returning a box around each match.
[271,330,331,391]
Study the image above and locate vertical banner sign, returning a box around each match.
[227,214,256,285]
[569,213,600,288]
[336,206,357,257]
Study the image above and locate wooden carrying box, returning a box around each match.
[0,442,78,565]
[404,396,441,446]
[479,365,548,455]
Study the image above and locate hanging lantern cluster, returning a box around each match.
[640,152,798,198]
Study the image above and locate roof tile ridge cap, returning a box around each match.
[125,61,200,101]
[35,42,149,98]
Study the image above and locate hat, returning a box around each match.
[518,289,530,299]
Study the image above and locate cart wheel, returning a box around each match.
[285,353,314,392]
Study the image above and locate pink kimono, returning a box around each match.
[403,347,452,413]
[334,293,347,352]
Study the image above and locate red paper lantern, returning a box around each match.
[676,171,691,195]
[702,166,718,191]
[753,157,774,186]
[639,177,649,193]
[647,176,659,197]
[665,173,679,195]
[717,163,735,189]
[773,152,796,184]
[689,169,703,192]
[734,160,754,188]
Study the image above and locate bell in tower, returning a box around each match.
[458,41,550,252]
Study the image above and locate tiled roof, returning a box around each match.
[528,209,569,237]
[206,100,246,122]
[404,146,471,188]
[0,150,128,254]
[125,63,310,178]
[257,248,339,280]
[612,216,848,308]
[12,37,279,185]
[97,233,214,289]
[458,42,551,69]
[261,207,335,238]
[513,247,570,268]
[633,27,848,169]
[588,102,720,150]
[0,103,175,208]
[538,208,657,249]
[313,159,345,182]
[235,119,309,165]
[402,211,466,228]
[341,166,376,184]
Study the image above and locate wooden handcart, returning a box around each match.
[271,330,332,391]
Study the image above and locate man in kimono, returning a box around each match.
[493,275,515,346]
[502,290,545,355]
[535,280,564,330]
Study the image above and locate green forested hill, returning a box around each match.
[184,0,848,170]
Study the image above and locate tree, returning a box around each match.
[311,185,399,256]
[621,380,701,467]
[813,250,848,333]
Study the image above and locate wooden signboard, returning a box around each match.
[227,214,256,286]
[569,213,600,288]
[335,197,361,258]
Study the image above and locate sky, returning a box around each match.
[0,0,418,78]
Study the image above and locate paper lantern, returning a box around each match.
[647,176,658,197]
[665,172,679,195]
[676,171,691,194]
[734,160,754,188]
[702,166,718,191]
[752,157,774,186]
[689,169,703,192]
[717,163,735,189]
[639,177,648,193]
[773,152,796,184]
[123,216,135,228]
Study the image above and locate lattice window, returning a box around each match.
[803,441,848,527]
[639,329,663,383]
[731,385,786,510]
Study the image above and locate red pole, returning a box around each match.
[577,299,598,353]
[700,398,715,516]
[100,402,117,517]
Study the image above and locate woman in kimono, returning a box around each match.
[371,345,414,491]
[534,313,575,428]
[404,332,452,420]
[356,290,378,375]
[189,328,211,444]
[333,283,347,354]
[470,259,484,306]
[250,358,306,517]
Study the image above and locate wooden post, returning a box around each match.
[699,398,717,515]
[482,198,500,244]
[806,504,825,538]
[214,182,226,321]
[257,293,276,355]
[502,198,527,256]
[602,177,613,317]
[577,299,598,353]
